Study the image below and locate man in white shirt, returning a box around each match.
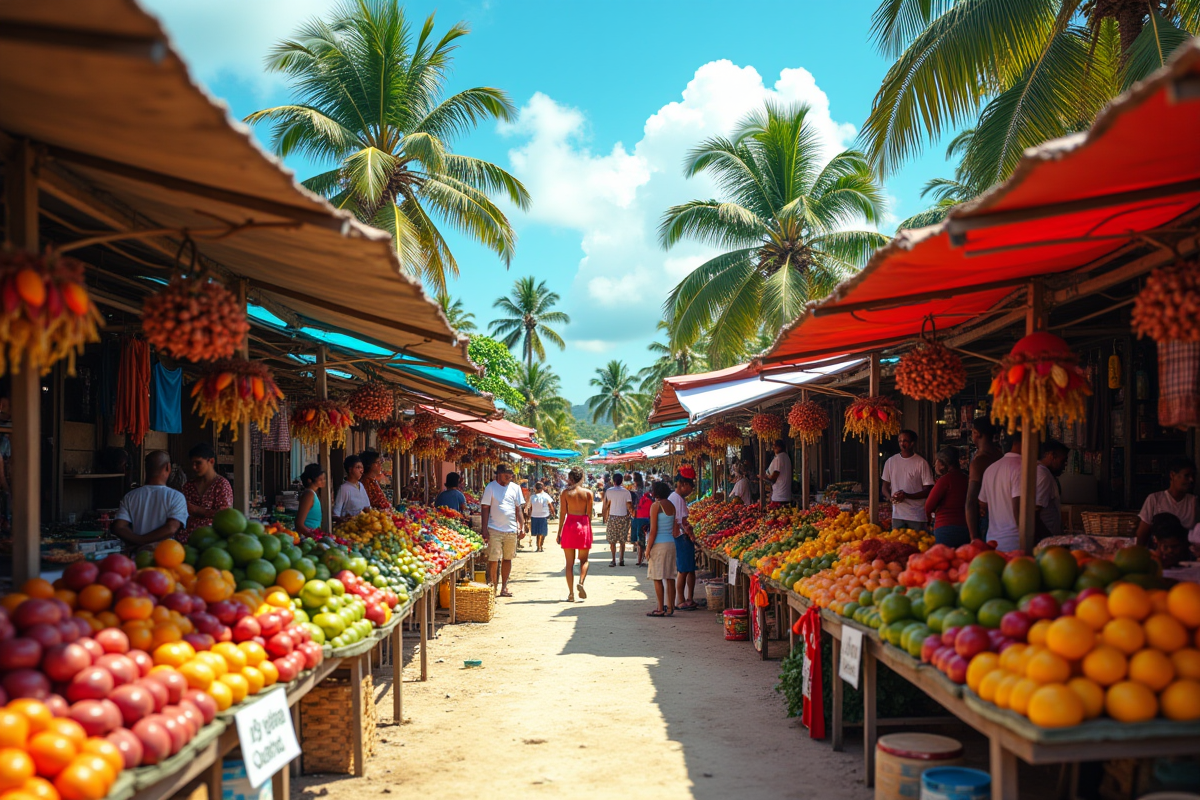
[760,440,793,504]
[602,472,634,567]
[528,482,554,553]
[1030,439,1068,541]
[730,466,753,506]
[978,434,1024,552]
[881,430,936,531]
[1135,457,1197,547]
[112,451,188,546]
[480,463,525,597]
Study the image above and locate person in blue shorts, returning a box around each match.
[670,466,698,610]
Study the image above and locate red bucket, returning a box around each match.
[723,609,749,641]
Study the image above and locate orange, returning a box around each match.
[52,760,106,800]
[1046,617,1095,660]
[1128,648,1175,692]
[152,642,193,669]
[1009,677,1040,716]
[994,673,1022,709]
[265,591,291,609]
[78,742,121,778]
[1101,618,1146,655]
[1026,649,1071,685]
[178,661,215,691]
[21,579,55,600]
[0,749,36,792]
[236,642,267,667]
[20,776,61,800]
[75,586,111,614]
[1160,679,1200,721]
[7,703,53,736]
[1,594,29,613]
[1074,595,1111,631]
[1082,645,1127,687]
[195,575,230,604]
[154,540,185,568]
[257,660,279,687]
[122,625,153,653]
[0,712,30,750]
[978,669,1007,703]
[1068,677,1105,719]
[43,723,84,752]
[241,666,264,696]
[113,597,152,622]
[27,733,77,779]
[212,643,247,673]
[150,623,182,649]
[1108,583,1152,621]
[149,606,171,625]
[276,569,306,596]
[1027,619,1053,646]
[1170,648,1200,680]
[206,680,233,712]
[194,652,227,678]
[93,612,119,630]
[1017,645,1044,675]
[1027,684,1084,728]
[218,673,249,704]
[52,591,77,610]
[999,643,1027,673]
[1105,680,1158,723]
[966,653,1000,693]
[1144,613,1189,653]
[1166,582,1200,627]
[67,757,112,790]
[1149,589,1171,615]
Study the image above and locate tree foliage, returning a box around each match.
[465,334,523,409]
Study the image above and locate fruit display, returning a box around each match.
[785,527,930,607]
[691,499,764,550]
[0,251,103,377]
[898,539,995,587]
[346,382,394,422]
[377,421,416,455]
[989,331,1091,435]
[750,413,783,442]
[843,396,901,441]
[412,434,449,460]
[189,360,283,439]
[140,274,250,363]
[707,423,743,449]
[289,400,355,447]
[683,433,709,457]
[787,400,828,445]
[1132,259,1200,343]
[894,339,966,402]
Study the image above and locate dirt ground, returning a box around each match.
[293,519,876,800]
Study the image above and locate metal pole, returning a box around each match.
[1018,282,1044,552]
[868,354,881,526]
[233,279,251,515]
[316,347,332,533]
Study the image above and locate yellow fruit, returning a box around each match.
[979,669,1007,703]
[1026,649,1071,685]
[1082,645,1128,687]
[1074,595,1112,631]
[1027,684,1084,728]
[1046,617,1096,661]
[1102,618,1146,656]
[1009,677,1040,716]
[1128,648,1175,692]
[1105,681,1158,723]
[1170,648,1200,680]
[1028,619,1053,646]
[967,653,1000,693]
[999,644,1027,673]
[994,673,1022,710]
[1067,677,1105,720]
[1108,583,1152,621]
[1143,613,1189,654]
[1160,679,1200,721]
[1167,582,1200,628]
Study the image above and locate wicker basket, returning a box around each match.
[455,582,495,623]
[704,582,726,613]
[300,672,376,774]
[1081,511,1140,538]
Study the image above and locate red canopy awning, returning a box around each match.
[419,405,538,446]
[762,43,1200,366]
[649,363,759,423]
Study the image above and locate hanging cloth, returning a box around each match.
[114,337,150,446]
[150,362,183,433]
[797,605,826,739]
[260,399,292,451]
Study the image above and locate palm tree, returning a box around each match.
[661,102,888,365]
[613,393,653,439]
[434,292,476,334]
[488,277,570,368]
[637,321,707,394]
[512,363,569,436]
[895,131,980,230]
[861,1,1198,190]
[245,0,531,291]
[587,360,642,429]
[539,407,578,451]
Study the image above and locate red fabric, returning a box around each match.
[636,492,654,519]
[926,469,968,528]
[420,405,537,446]
[181,476,233,539]
[364,477,392,510]
[799,605,825,739]
[650,363,759,423]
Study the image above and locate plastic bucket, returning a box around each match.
[920,767,990,800]
[474,570,487,584]
[723,609,749,641]
[705,582,726,613]
[875,733,964,800]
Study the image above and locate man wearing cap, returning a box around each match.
[480,463,525,597]
[671,466,699,610]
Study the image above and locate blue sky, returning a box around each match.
[143,0,956,405]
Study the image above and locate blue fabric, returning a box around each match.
[434,489,466,513]
[598,421,688,455]
[654,511,675,544]
[150,363,182,433]
[304,494,323,531]
[631,518,649,545]
[674,532,696,572]
[513,445,581,460]
[934,525,971,547]
[530,517,548,537]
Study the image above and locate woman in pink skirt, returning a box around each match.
[557,467,594,602]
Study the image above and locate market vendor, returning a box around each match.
[1135,457,1196,547]
[1149,512,1193,572]
[332,454,370,520]
[111,450,188,546]
[759,439,793,504]
[181,443,233,541]
[1030,439,1068,541]
[881,430,935,531]
[361,450,392,510]
[730,465,753,506]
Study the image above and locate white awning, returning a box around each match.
[677,359,863,424]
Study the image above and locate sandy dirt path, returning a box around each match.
[294,520,873,800]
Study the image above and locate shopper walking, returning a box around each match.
[671,466,698,610]
[881,429,935,531]
[603,472,634,567]
[528,482,554,552]
[965,417,1003,541]
[645,481,678,617]
[557,467,594,602]
[630,472,650,566]
[481,463,525,598]
[926,447,969,546]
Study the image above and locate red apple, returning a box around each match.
[1026,593,1060,621]
[941,627,961,648]
[364,604,386,626]
[0,616,15,642]
[189,613,220,637]
[3,669,51,700]
[99,554,136,578]
[44,694,69,718]
[265,632,294,659]
[161,593,192,614]
[109,684,155,726]
[182,633,215,652]
[1060,598,1079,617]
[999,610,1032,642]
[50,599,73,622]
[986,628,1008,649]
[106,727,144,769]
[214,624,232,643]
[69,699,119,736]
[0,688,8,707]
[41,643,90,682]
[137,677,168,712]
[272,656,299,683]
[944,653,970,684]
[131,716,171,765]
[276,608,294,627]
[54,620,81,644]
[954,625,991,660]
[335,570,357,589]
[136,570,173,598]
[921,634,942,663]
[94,628,130,655]
[70,618,93,640]
[231,617,261,643]
[145,669,186,704]
[257,612,282,638]
[127,649,153,677]
[182,689,217,725]
[96,571,127,592]
[62,561,100,592]
[66,667,115,703]
[95,654,138,686]
[208,601,239,626]
[15,599,63,629]
[114,581,151,602]
[163,704,196,740]
[176,700,202,737]
[24,623,63,650]
[159,712,187,754]
[0,637,43,670]
[1077,587,1105,602]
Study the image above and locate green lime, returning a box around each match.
[134,550,155,569]
[294,557,317,580]
[213,508,247,537]
[245,520,265,537]
[197,546,234,571]
[246,558,277,586]
[227,533,264,565]
[257,534,282,561]
[189,528,220,551]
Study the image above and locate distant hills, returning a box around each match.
[570,403,613,448]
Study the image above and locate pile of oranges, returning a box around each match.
[796,555,906,610]
[968,581,1200,726]
[150,640,277,712]
[0,698,124,800]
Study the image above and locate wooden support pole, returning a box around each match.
[316,347,333,534]
[1018,282,1044,553]
[863,650,878,787]
[233,279,251,515]
[392,449,402,506]
[868,354,881,526]
[801,390,811,510]
[831,636,844,751]
[392,620,403,723]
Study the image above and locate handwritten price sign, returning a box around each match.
[234,688,301,788]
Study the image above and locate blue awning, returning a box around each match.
[513,445,580,462]
[597,421,689,455]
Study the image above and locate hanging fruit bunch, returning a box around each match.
[290,399,355,447]
[990,331,1091,434]
[708,422,742,448]
[750,412,784,442]
[787,399,829,445]
[843,396,901,441]
[0,250,103,376]
[377,420,416,454]
[141,274,249,362]
[1132,259,1200,342]
[446,440,469,462]
[347,381,394,421]
[683,433,709,457]
[895,339,966,402]
[411,412,439,436]
[190,359,282,439]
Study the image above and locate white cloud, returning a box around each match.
[501,60,861,352]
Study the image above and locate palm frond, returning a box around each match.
[871,0,957,57]
[1121,9,1193,89]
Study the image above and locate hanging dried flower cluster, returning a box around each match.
[377,421,416,454]
[708,423,743,448]
[843,396,901,441]
[0,251,103,376]
[347,381,393,421]
[290,399,355,447]
[412,434,451,460]
[989,332,1091,434]
[446,441,470,462]
[411,413,439,436]
[787,400,829,445]
[895,339,967,402]
[190,360,282,439]
[141,274,249,362]
[1132,259,1200,342]
[750,413,784,443]
[683,433,709,456]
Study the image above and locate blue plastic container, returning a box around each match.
[920,767,990,800]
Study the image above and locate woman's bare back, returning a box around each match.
[561,486,593,516]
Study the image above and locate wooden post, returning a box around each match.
[392,449,402,506]
[758,422,766,509]
[419,594,428,681]
[1018,282,1044,552]
[863,649,878,787]
[392,621,403,723]
[800,391,811,510]
[349,654,365,777]
[5,139,41,585]
[233,279,251,515]
[315,347,333,533]
[831,636,844,751]
[868,354,881,526]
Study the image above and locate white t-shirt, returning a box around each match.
[978,452,1023,551]
[530,492,553,519]
[332,481,370,518]
[1139,490,1198,546]
[1033,464,1062,537]
[481,480,523,533]
[881,453,935,522]
[668,491,689,533]
[731,478,752,506]
[115,485,188,537]
[604,486,632,516]
[767,451,793,502]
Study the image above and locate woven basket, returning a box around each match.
[704,582,726,613]
[300,672,376,774]
[455,582,495,623]
[1081,511,1140,538]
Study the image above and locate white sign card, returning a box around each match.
[801,652,812,699]
[727,558,738,585]
[234,687,302,788]
[839,628,864,690]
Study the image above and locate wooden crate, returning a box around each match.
[456,582,494,623]
[299,672,376,774]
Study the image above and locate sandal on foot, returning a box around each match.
[566,595,575,603]
[608,562,616,567]
[646,609,666,617]
[577,583,587,599]
[499,589,513,597]
[619,561,626,566]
